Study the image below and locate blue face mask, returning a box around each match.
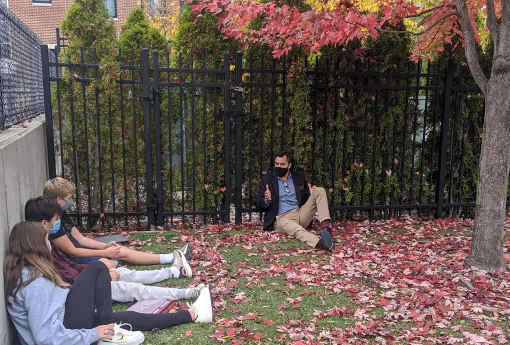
[48,219,61,235]
[62,198,72,211]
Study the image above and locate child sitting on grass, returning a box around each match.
[25,197,203,303]
[43,177,188,267]
[4,222,213,345]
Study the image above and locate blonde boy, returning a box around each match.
[43,177,190,271]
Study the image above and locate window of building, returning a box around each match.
[33,0,51,4]
[105,0,117,18]
[141,0,154,12]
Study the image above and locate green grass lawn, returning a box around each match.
[106,217,510,345]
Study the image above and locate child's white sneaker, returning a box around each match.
[190,286,213,323]
[171,250,192,278]
[187,284,207,299]
[98,323,145,345]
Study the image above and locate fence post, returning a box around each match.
[56,28,60,54]
[153,50,164,225]
[41,44,57,179]
[436,58,453,219]
[223,53,231,223]
[235,51,243,225]
[142,48,155,227]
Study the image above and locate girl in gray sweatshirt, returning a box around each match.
[4,222,213,345]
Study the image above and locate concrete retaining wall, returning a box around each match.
[0,117,48,344]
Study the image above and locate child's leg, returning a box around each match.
[68,255,115,269]
[116,247,171,265]
[115,243,191,265]
[115,266,173,284]
[63,261,115,329]
[67,254,104,265]
[99,258,117,269]
[94,310,193,331]
[110,281,187,303]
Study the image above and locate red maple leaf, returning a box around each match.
[244,313,259,320]
[226,328,236,337]
[253,332,264,340]
[263,318,275,326]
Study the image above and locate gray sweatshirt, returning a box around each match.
[7,268,100,345]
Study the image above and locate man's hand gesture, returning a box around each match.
[265,184,272,202]
[308,183,317,194]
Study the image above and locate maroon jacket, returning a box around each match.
[50,238,85,284]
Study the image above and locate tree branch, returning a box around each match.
[416,14,432,27]
[404,4,454,19]
[486,0,499,46]
[456,0,488,95]
[376,12,459,36]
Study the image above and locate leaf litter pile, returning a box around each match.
[123,216,510,344]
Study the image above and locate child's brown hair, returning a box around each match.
[43,177,76,200]
[4,222,71,305]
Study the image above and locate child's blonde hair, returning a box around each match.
[43,177,76,200]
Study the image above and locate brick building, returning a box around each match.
[1,0,140,45]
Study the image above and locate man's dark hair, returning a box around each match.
[25,197,62,222]
[274,150,294,164]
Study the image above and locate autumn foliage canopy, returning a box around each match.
[188,0,493,60]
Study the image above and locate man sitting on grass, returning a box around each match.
[255,150,336,252]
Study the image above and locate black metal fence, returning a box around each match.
[0,4,47,130]
[42,44,490,229]
[43,47,234,229]
[240,56,488,222]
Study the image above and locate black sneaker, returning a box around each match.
[320,228,335,252]
[323,226,333,236]
[315,238,328,250]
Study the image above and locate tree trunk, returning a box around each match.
[464,71,510,272]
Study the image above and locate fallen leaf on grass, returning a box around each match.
[263,318,275,326]
[226,327,236,337]
[124,216,510,344]
[243,312,260,320]
[253,332,264,340]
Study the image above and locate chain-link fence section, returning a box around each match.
[0,3,49,130]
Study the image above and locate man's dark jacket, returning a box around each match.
[255,170,311,231]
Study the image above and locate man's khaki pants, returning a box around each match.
[274,187,331,247]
